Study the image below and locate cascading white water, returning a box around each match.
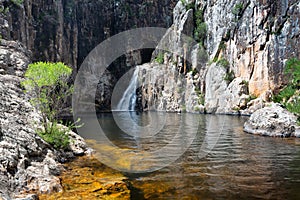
[116,66,139,111]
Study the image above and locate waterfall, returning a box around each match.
[116,67,139,111]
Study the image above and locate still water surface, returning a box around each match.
[81,112,300,199]
[78,113,300,199]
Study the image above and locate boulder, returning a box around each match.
[244,103,299,137]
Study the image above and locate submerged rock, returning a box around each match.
[38,156,130,200]
[243,103,299,137]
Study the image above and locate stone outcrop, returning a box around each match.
[0,39,88,199]
[133,0,300,114]
[244,103,300,137]
[137,61,205,113]
[205,0,300,96]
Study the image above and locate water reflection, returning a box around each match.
[79,112,199,173]
[78,113,300,199]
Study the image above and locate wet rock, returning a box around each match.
[38,156,130,200]
[243,103,299,137]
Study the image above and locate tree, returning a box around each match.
[22,62,74,149]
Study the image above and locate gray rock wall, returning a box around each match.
[137,0,300,114]
[0,0,177,110]
[0,0,177,68]
[0,39,88,199]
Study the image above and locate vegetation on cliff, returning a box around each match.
[273,58,300,123]
[22,62,76,149]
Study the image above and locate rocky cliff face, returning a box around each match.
[1,0,177,68]
[135,0,300,114]
[1,0,177,111]
[0,39,88,199]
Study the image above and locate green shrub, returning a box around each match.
[284,57,300,87]
[11,0,23,7]
[219,41,226,50]
[273,85,296,104]
[154,52,164,64]
[0,6,4,14]
[217,58,230,69]
[194,22,207,43]
[241,80,249,86]
[37,122,70,150]
[0,5,10,14]
[286,99,300,115]
[180,0,187,5]
[232,3,243,16]
[193,8,207,44]
[246,94,257,104]
[22,62,77,149]
[195,9,204,22]
[198,93,205,105]
[185,3,194,10]
[224,71,235,83]
[272,58,300,120]
[208,57,218,65]
[195,106,201,111]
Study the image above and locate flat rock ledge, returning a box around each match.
[244,103,300,137]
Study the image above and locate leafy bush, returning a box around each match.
[246,94,257,104]
[219,41,226,50]
[195,88,205,105]
[273,85,296,104]
[286,98,300,115]
[193,8,207,44]
[180,0,193,10]
[194,22,207,43]
[217,58,230,69]
[208,57,218,65]
[241,80,249,86]
[22,62,75,149]
[155,52,164,64]
[37,122,70,150]
[195,9,204,22]
[273,58,300,104]
[232,3,243,16]
[180,0,187,5]
[11,0,23,7]
[272,58,300,123]
[284,57,300,87]
[185,3,194,10]
[224,71,235,83]
[198,93,205,105]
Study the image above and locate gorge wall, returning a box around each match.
[0,39,89,199]
[0,0,177,111]
[135,0,300,114]
[0,0,299,114]
[1,0,177,68]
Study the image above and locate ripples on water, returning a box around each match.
[80,112,300,199]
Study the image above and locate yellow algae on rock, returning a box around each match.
[39,156,130,200]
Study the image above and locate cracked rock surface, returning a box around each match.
[0,40,88,199]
